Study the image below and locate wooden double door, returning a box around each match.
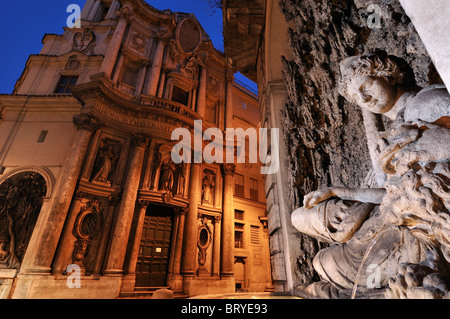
[135,205,174,287]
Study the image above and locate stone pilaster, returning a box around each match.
[121,199,150,292]
[92,195,121,276]
[196,65,208,117]
[212,215,221,277]
[104,132,150,276]
[144,31,169,96]
[180,164,201,278]
[52,191,87,275]
[19,114,100,275]
[99,6,131,77]
[220,164,235,277]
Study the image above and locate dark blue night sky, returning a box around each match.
[0,0,255,94]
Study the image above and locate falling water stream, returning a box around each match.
[351,226,399,299]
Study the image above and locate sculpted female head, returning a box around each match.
[338,51,416,114]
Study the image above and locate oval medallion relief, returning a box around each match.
[178,18,202,54]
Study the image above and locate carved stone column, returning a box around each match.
[105,0,120,20]
[121,199,150,292]
[134,60,151,96]
[167,206,187,291]
[225,59,235,128]
[92,195,121,276]
[99,6,131,77]
[196,66,208,117]
[81,0,95,20]
[20,114,100,275]
[87,0,102,21]
[104,133,150,276]
[212,215,221,277]
[52,191,87,275]
[180,164,201,278]
[125,199,150,275]
[144,31,169,96]
[221,164,235,277]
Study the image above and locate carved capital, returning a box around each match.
[213,215,222,223]
[117,6,133,22]
[157,30,171,44]
[225,57,236,83]
[221,164,236,176]
[75,191,88,201]
[131,132,151,148]
[109,194,122,206]
[138,199,150,209]
[73,113,101,132]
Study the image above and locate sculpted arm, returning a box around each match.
[304,187,385,209]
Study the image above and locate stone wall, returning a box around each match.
[278,0,442,287]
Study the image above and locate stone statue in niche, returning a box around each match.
[92,140,119,185]
[150,145,162,190]
[201,171,215,205]
[0,172,46,270]
[291,51,450,299]
[73,28,96,55]
[159,159,175,192]
[176,162,187,196]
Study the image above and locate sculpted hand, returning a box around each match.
[303,188,336,209]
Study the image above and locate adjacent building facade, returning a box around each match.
[0,0,271,298]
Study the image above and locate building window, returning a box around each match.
[120,61,140,88]
[250,226,260,245]
[235,223,245,249]
[54,76,79,93]
[235,209,244,221]
[249,178,258,201]
[241,100,247,110]
[37,130,48,143]
[234,174,244,198]
[172,86,189,106]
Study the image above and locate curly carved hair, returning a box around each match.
[382,162,450,259]
[338,50,416,103]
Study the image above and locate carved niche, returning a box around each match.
[91,138,121,185]
[72,198,103,273]
[197,217,212,275]
[150,144,162,190]
[0,172,47,270]
[201,169,215,206]
[159,158,175,193]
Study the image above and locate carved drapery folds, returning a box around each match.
[91,138,121,185]
[201,169,215,205]
[0,172,47,270]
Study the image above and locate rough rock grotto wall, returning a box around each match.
[278,0,443,286]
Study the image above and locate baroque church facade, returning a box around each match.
[0,0,271,298]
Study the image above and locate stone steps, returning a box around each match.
[119,287,189,299]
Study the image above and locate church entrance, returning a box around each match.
[135,204,174,287]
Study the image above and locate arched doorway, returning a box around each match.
[0,171,47,270]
